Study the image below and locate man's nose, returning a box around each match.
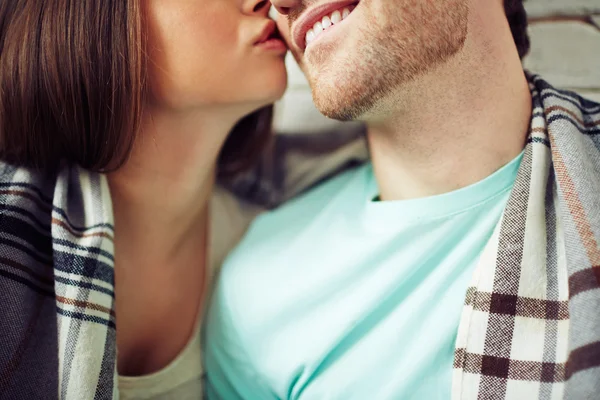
[271,0,300,15]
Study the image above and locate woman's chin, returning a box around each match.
[266,83,288,104]
[246,82,289,111]
[249,65,288,103]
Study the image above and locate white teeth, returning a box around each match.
[305,5,356,47]
[331,10,342,24]
[313,21,323,34]
[306,29,315,45]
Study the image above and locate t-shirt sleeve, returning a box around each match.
[203,278,278,400]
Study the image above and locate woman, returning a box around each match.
[0,0,287,398]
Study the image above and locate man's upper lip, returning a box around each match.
[292,0,358,51]
[254,20,279,44]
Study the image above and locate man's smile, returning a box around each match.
[292,0,360,51]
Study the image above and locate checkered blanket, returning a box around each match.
[0,74,598,399]
[452,75,600,399]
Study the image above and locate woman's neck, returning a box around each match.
[107,106,238,264]
[110,106,244,375]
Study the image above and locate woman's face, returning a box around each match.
[146,0,287,112]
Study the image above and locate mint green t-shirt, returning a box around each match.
[205,153,523,400]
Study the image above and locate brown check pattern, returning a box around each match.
[463,288,569,321]
[454,349,566,383]
[452,74,600,399]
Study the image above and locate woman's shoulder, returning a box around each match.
[0,161,57,269]
[0,160,112,240]
[209,185,265,273]
[1,160,114,287]
[0,160,57,215]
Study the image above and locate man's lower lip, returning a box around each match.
[255,38,288,54]
[305,23,341,51]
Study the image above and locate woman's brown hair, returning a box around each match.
[0,0,272,175]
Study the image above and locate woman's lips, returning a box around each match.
[254,20,288,54]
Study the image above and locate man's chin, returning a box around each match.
[300,49,376,121]
[310,86,367,122]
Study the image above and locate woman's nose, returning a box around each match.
[245,0,271,16]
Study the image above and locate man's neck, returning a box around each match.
[366,4,532,201]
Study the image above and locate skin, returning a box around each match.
[109,0,287,376]
[273,0,532,200]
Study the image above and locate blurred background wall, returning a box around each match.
[524,0,600,101]
[274,0,600,132]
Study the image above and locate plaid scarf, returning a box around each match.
[0,164,116,399]
[0,74,598,399]
[452,74,600,399]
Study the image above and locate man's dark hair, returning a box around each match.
[505,0,530,59]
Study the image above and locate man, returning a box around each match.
[204,0,600,398]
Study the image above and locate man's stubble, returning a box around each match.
[297,0,470,121]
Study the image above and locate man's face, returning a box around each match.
[274,0,470,120]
